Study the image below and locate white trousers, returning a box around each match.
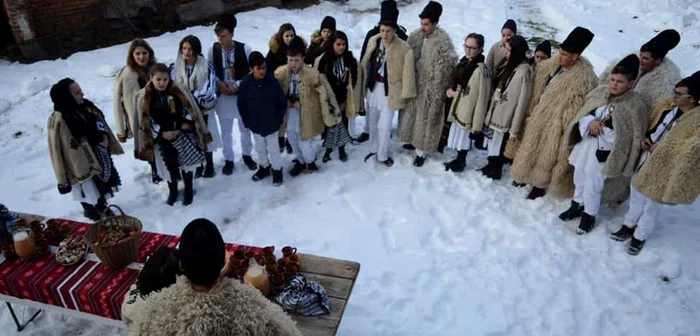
[487,130,506,157]
[217,95,253,161]
[202,109,223,153]
[347,117,357,138]
[367,83,396,161]
[447,124,472,151]
[623,185,662,240]
[572,166,606,216]
[254,132,283,170]
[286,108,316,164]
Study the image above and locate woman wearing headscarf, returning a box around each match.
[482,35,533,179]
[314,31,364,162]
[48,78,123,220]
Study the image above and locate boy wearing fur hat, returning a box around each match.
[360,3,416,167]
[560,54,650,235]
[208,13,257,175]
[275,36,340,176]
[356,0,409,143]
[510,26,599,200]
[121,218,302,335]
[599,29,682,106]
[397,1,458,166]
[610,72,700,255]
[238,51,287,186]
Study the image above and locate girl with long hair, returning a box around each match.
[135,64,212,206]
[170,35,222,178]
[482,35,533,179]
[314,31,363,162]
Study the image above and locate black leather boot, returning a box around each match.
[203,152,215,178]
[81,202,101,221]
[559,200,584,221]
[182,171,194,206]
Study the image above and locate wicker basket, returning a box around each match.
[85,205,142,270]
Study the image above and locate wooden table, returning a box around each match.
[3,213,360,336]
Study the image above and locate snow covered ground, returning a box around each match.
[1,0,699,335]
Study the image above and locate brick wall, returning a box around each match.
[26,0,100,39]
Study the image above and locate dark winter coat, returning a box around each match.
[266,34,308,73]
[304,30,327,65]
[237,72,287,137]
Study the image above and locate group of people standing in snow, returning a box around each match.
[47,0,698,255]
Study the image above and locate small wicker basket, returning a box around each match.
[85,205,142,270]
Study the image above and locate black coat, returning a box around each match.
[237,72,287,137]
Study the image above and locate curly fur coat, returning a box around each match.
[121,276,302,336]
[598,55,681,107]
[564,86,650,202]
[274,65,341,140]
[633,105,699,205]
[397,28,458,153]
[509,54,598,197]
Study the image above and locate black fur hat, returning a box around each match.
[614,54,640,81]
[379,1,400,29]
[419,1,443,23]
[641,29,681,59]
[560,26,594,54]
[535,40,551,57]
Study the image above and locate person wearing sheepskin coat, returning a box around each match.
[443,33,490,173]
[486,19,517,88]
[598,29,682,107]
[559,55,650,235]
[360,8,416,167]
[609,73,700,255]
[357,0,408,143]
[122,218,302,336]
[48,78,123,221]
[266,23,306,155]
[113,39,161,184]
[170,35,222,179]
[113,39,156,142]
[509,27,598,200]
[134,64,212,206]
[397,1,458,166]
[482,35,533,180]
[313,31,365,162]
[275,36,341,176]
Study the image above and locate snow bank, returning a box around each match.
[19,75,52,99]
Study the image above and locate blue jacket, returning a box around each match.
[237,71,287,137]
